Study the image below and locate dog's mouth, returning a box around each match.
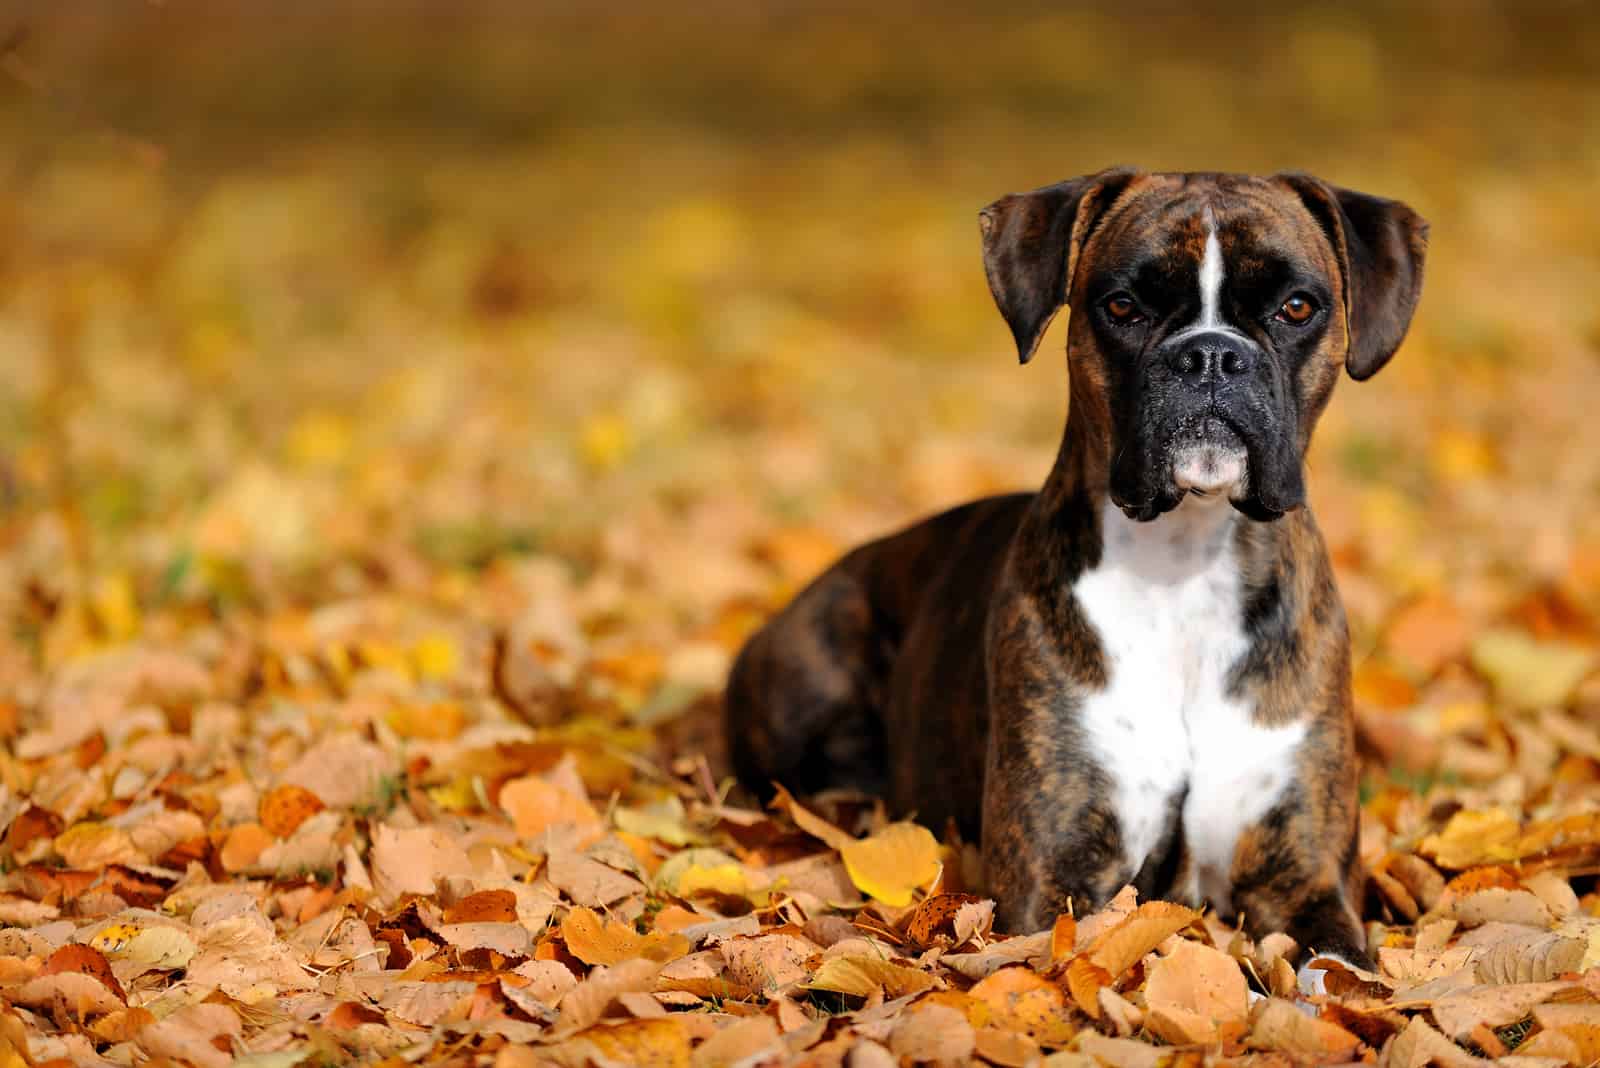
[1170,416,1249,499]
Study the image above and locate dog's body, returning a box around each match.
[726,171,1427,974]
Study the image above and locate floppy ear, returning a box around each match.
[1278,173,1429,380]
[978,167,1139,364]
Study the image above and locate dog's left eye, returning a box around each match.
[1275,294,1318,324]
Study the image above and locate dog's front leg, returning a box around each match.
[1228,794,1370,992]
[980,652,1134,932]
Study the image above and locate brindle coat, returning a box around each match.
[725,170,1427,965]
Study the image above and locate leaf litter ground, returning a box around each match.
[4,8,1600,1067]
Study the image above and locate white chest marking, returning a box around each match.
[1073,496,1304,912]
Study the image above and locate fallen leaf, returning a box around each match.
[501,774,602,838]
[258,784,326,837]
[807,955,938,1000]
[41,944,126,1001]
[1247,997,1362,1057]
[967,965,1075,1043]
[839,822,941,907]
[561,907,690,966]
[1142,938,1249,1045]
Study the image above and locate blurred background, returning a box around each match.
[3,1,1599,784]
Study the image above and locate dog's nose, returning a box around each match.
[1167,333,1255,381]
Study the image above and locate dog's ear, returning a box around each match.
[1278,174,1429,381]
[979,167,1140,364]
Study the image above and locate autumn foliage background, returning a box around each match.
[3,3,1600,1066]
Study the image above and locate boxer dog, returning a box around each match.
[725,170,1426,980]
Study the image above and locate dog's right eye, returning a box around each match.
[1103,294,1144,325]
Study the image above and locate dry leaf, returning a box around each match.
[445,889,520,924]
[501,774,602,838]
[967,965,1075,1043]
[258,784,326,837]
[890,1002,975,1061]
[561,906,690,966]
[1142,938,1248,1045]
[1247,997,1362,1057]
[837,821,942,908]
[720,933,815,997]
[807,955,938,1000]
[1067,900,1198,1015]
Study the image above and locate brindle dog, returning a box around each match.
[725,170,1427,980]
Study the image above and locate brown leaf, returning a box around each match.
[546,848,645,908]
[1430,981,1574,1041]
[768,784,855,851]
[719,932,814,997]
[1067,900,1198,1015]
[1142,939,1248,1045]
[904,892,987,949]
[1246,997,1362,1057]
[889,1002,975,1062]
[691,1015,783,1068]
[557,958,662,1033]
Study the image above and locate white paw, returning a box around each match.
[1296,953,1353,999]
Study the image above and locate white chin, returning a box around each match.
[1172,444,1248,497]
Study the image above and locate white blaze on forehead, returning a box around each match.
[1197,222,1225,330]
[1171,210,1246,344]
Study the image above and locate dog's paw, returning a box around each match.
[1296,954,1354,1000]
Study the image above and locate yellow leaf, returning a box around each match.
[386,700,465,741]
[411,633,460,681]
[1470,627,1595,709]
[579,413,632,472]
[1419,808,1521,869]
[426,776,481,813]
[1430,428,1498,481]
[89,572,140,643]
[676,863,748,897]
[90,924,142,956]
[614,796,698,846]
[580,1018,690,1068]
[807,955,937,999]
[840,822,942,908]
[55,822,141,869]
[285,410,352,468]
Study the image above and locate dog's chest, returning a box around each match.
[1072,500,1304,911]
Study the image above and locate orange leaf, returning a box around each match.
[42,944,125,1002]
[258,784,326,838]
[445,889,519,925]
[220,822,274,873]
[906,892,986,948]
[967,965,1075,1043]
[769,783,855,851]
[1050,914,1077,963]
[500,775,601,839]
[560,907,689,967]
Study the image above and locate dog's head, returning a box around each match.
[979,169,1428,522]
